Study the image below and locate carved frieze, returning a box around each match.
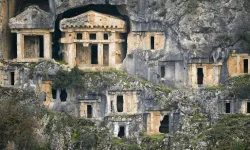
[60,10,126,32]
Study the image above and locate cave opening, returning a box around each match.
[60,89,67,102]
[53,4,131,61]
[159,115,169,133]
[52,88,57,99]
[118,126,125,138]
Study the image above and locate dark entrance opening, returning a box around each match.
[161,66,165,78]
[197,68,204,85]
[91,44,98,64]
[52,89,57,99]
[225,102,231,113]
[87,105,92,118]
[39,36,44,58]
[247,102,250,113]
[117,96,124,112]
[118,126,125,138]
[60,89,67,102]
[103,44,109,66]
[151,36,155,49]
[10,72,15,85]
[244,59,248,73]
[11,33,17,59]
[159,115,169,133]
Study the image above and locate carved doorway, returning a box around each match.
[91,44,98,64]
[197,68,204,85]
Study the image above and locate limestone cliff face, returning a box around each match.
[51,0,250,55]
[0,0,249,57]
[1,0,250,149]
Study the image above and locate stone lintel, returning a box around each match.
[108,90,141,95]
[11,29,54,34]
[61,28,126,33]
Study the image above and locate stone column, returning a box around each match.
[125,123,129,137]
[44,33,52,59]
[114,123,119,137]
[191,64,196,87]
[114,95,117,113]
[214,64,219,85]
[83,32,88,40]
[68,43,76,68]
[97,32,102,40]
[98,43,103,65]
[17,33,24,59]
[237,55,240,74]
[109,31,116,66]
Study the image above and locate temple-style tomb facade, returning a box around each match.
[9,6,54,62]
[59,11,127,69]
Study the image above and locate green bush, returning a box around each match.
[193,114,250,149]
[53,66,85,89]
[0,99,36,149]
[228,75,250,98]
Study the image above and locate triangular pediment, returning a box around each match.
[9,5,54,29]
[60,11,126,31]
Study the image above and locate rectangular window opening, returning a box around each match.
[10,72,15,85]
[225,102,231,114]
[90,33,96,40]
[39,36,44,58]
[197,68,204,85]
[151,36,155,49]
[244,59,248,73]
[87,105,92,118]
[104,33,109,40]
[77,33,83,40]
[161,66,165,78]
[117,95,124,112]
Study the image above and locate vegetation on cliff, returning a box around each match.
[193,114,250,149]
